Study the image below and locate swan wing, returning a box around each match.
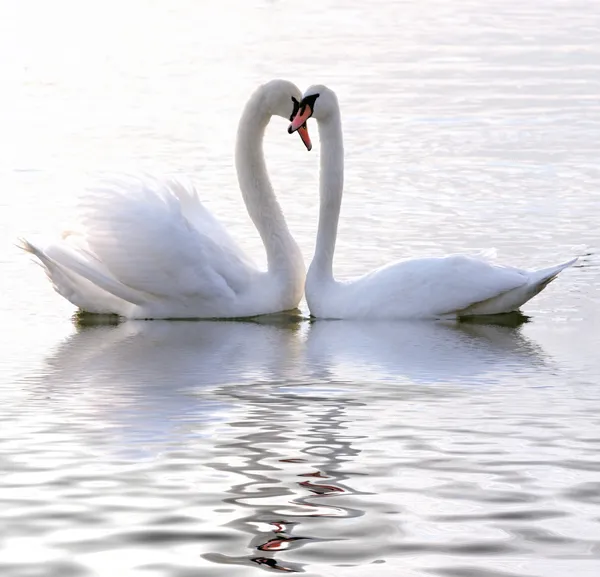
[164,176,257,270]
[360,254,529,317]
[427,255,529,314]
[73,176,255,301]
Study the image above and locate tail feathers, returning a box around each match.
[18,237,42,258]
[528,257,578,289]
[19,238,149,309]
[19,238,114,312]
[17,239,74,294]
[18,238,57,277]
[457,256,577,317]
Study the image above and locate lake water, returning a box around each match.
[1,0,599,576]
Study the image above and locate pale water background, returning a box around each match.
[1,0,600,576]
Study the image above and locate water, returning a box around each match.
[1,0,599,575]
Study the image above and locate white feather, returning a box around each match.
[20,80,306,319]
[298,84,577,320]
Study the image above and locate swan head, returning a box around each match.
[260,79,312,151]
[287,85,337,146]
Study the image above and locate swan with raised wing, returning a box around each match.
[288,85,576,319]
[21,80,309,319]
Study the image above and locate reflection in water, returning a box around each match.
[199,317,546,573]
[203,381,365,573]
[5,313,598,576]
[47,316,303,389]
[38,319,304,453]
[304,315,545,385]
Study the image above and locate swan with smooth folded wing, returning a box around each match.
[288,85,577,320]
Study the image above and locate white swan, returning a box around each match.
[21,80,310,319]
[289,85,577,319]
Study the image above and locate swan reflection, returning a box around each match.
[203,379,366,572]
[40,318,303,453]
[304,314,545,385]
[202,315,546,571]
[48,315,303,388]
[34,314,548,573]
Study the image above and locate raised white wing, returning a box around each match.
[70,176,256,302]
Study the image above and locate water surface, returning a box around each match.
[1,1,599,576]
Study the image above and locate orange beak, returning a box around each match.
[288,104,314,151]
[295,123,312,151]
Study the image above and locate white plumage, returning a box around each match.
[290,84,577,320]
[21,80,306,319]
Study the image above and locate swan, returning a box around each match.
[288,85,577,319]
[20,80,310,319]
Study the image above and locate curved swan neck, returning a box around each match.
[310,106,344,283]
[235,92,303,280]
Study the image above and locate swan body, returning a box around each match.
[289,85,577,320]
[21,80,306,319]
[304,252,576,320]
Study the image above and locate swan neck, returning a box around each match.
[310,109,344,283]
[235,96,303,284]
